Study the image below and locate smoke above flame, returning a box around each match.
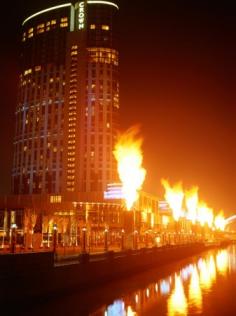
[113,126,146,211]
[161,179,184,221]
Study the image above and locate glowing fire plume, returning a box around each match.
[113,127,146,210]
[214,212,226,231]
[161,179,184,221]
[185,186,199,224]
[197,201,213,228]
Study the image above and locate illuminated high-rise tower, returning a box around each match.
[12,1,119,199]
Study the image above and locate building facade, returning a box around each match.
[12,1,120,198]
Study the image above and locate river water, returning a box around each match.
[24,245,236,316]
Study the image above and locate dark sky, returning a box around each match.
[0,0,235,214]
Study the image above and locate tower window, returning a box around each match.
[101,25,109,31]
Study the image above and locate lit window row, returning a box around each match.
[50,195,62,203]
[88,48,118,66]
[60,23,68,28]
[90,24,110,31]
[68,123,76,127]
[24,68,32,76]
[67,181,75,186]
[69,101,77,105]
[68,134,76,138]
[23,19,57,42]
[60,17,68,27]
[37,23,45,34]
[69,108,76,113]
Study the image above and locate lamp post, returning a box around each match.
[82,227,87,253]
[133,230,138,250]
[145,231,148,248]
[104,228,108,252]
[10,223,17,253]
[121,229,125,250]
[53,223,58,254]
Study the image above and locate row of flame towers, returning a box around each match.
[13,1,120,198]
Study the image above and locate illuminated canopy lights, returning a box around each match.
[87,1,119,10]
[22,1,118,26]
[22,3,72,26]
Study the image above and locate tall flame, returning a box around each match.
[197,201,213,228]
[113,126,146,210]
[185,186,199,224]
[161,179,184,221]
[214,212,226,231]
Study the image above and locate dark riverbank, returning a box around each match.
[0,241,231,304]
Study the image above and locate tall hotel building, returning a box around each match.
[12,1,120,200]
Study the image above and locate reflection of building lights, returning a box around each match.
[160,279,170,295]
[106,299,125,316]
[146,288,150,298]
[155,283,158,292]
[180,264,194,281]
[135,294,139,304]
[198,258,203,270]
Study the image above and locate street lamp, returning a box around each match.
[10,223,17,253]
[104,228,109,252]
[82,227,87,253]
[53,223,58,254]
[133,230,138,250]
[121,229,125,250]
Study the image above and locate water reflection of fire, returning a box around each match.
[101,248,232,316]
[167,275,188,316]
